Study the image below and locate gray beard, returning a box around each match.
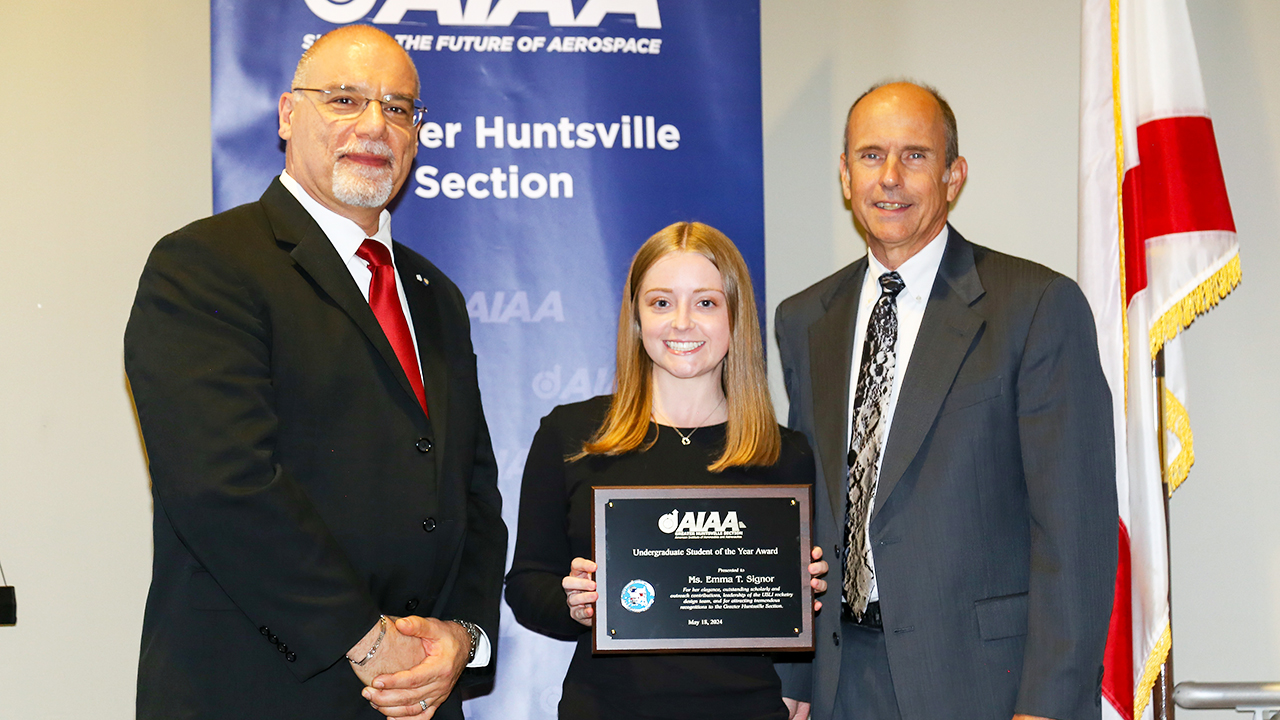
[332,161,395,208]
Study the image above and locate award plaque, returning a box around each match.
[591,485,813,654]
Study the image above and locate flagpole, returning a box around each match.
[1153,348,1176,720]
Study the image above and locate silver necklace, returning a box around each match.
[653,397,726,446]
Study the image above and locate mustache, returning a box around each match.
[337,139,394,162]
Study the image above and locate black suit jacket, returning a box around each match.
[774,228,1117,720]
[125,179,506,719]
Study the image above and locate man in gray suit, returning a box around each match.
[774,81,1117,720]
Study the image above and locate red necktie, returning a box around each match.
[356,239,428,417]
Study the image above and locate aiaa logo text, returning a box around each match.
[304,0,661,27]
[658,509,745,539]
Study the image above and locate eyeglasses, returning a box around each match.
[292,86,426,128]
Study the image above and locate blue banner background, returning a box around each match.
[211,2,763,716]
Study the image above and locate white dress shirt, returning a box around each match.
[845,226,948,602]
[279,170,492,667]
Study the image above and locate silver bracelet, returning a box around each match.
[450,619,480,663]
[348,615,387,666]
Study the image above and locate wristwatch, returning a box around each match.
[451,619,480,663]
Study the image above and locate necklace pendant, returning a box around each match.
[681,437,691,446]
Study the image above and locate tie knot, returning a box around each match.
[356,239,392,268]
[878,271,905,298]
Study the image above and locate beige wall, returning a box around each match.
[0,1,1273,716]
[0,0,212,714]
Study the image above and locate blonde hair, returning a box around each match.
[575,222,780,471]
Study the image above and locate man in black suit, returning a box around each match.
[125,25,505,719]
[774,82,1117,720]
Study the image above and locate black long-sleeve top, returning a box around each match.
[505,396,815,720]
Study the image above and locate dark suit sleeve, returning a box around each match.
[437,343,506,677]
[772,305,816,703]
[505,412,588,640]
[1013,276,1118,719]
[125,232,380,681]
[775,305,804,431]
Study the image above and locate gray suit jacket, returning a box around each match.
[774,228,1117,720]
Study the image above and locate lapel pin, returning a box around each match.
[415,274,429,286]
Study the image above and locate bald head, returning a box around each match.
[293,25,420,97]
[845,81,957,166]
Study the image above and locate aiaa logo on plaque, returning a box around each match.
[657,509,745,539]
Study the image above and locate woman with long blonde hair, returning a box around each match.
[505,222,826,720]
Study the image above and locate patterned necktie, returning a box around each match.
[356,239,429,417]
[843,271,905,617]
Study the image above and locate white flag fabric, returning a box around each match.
[1078,1,1240,719]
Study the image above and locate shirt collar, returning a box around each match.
[279,169,394,262]
[866,224,948,300]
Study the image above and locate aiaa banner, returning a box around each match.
[211,1,764,717]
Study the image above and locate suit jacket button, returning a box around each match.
[832,632,840,646]
[286,651,297,662]
[422,517,437,532]
[268,634,279,645]
[416,438,433,453]
[278,643,288,653]
[259,626,270,636]
[405,598,420,611]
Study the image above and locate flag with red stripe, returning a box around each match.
[1079,0,1241,719]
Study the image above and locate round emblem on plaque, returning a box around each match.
[621,580,655,613]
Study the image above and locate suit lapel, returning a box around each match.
[261,179,426,416]
[808,259,867,526]
[398,252,449,477]
[873,229,986,518]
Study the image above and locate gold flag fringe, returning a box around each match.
[1148,252,1238,500]
[1162,388,1194,497]
[1149,253,1242,359]
[1134,623,1173,720]
[1111,0,1129,411]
